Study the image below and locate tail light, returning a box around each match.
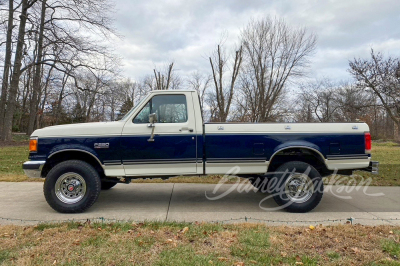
[365,132,371,154]
[29,138,38,152]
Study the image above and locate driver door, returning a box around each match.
[121,92,198,176]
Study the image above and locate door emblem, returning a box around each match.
[94,143,110,149]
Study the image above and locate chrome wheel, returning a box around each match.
[284,173,314,203]
[55,172,86,204]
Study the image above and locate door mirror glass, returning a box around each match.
[149,113,157,124]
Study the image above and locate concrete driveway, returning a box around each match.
[0,182,399,225]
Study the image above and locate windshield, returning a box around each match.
[119,96,149,121]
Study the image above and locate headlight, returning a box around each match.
[29,137,38,152]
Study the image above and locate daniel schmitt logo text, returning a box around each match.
[205,166,384,211]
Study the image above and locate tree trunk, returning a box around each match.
[27,0,46,135]
[0,0,14,139]
[2,0,31,141]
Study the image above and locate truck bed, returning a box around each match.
[203,122,370,174]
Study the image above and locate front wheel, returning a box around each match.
[271,161,323,213]
[44,160,101,213]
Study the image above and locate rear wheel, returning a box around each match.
[44,160,101,213]
[271,161,323,213]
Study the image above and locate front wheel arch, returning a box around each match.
[42,150,105,178]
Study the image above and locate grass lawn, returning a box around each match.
[0,221,399,265]
[0,140,399,185]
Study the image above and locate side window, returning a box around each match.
[133,94,188,123]
[133,102,150,123]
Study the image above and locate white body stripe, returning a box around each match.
[204,122,369,134]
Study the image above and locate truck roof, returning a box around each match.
[150,90,196,93]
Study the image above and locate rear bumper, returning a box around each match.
[362,161,379,174]
[22,161,45,178]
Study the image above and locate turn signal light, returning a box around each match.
[29,138,38,152]
[365,132,371,154]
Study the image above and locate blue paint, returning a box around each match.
[120,135,197,163]
[205,133,366,160]
[30,136,121,163]
[28,132,366,166]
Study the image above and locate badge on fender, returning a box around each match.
[94,143,109,149]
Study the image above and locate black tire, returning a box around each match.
[44,160,101,213]
[271,161,323,213]
[101,181,117,190]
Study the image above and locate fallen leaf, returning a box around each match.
[218,257,228,261]
[181,227,189,234]
[309,225,315,230]
[295,262,303,265]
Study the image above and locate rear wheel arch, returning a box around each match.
[42,150,105,178]
[267,147,330,176]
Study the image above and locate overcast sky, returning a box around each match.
[112,0,400,84]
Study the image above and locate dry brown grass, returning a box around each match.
[0,174,43,182]
[0,222,399,265]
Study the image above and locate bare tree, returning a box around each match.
[154,62,173,90]
[2,0,37,141]
[349,49,400,138]
[0,0,118,139]
[240,16,317,122]
[26,0,46,134]
[209,44,243,122]
[334,83,373,122]
[298,79,341,122]
[0,0,15,138]
[187,71,211,120]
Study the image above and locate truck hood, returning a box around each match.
[31,121,125,138]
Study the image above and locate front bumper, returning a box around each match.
[22,161,45,178]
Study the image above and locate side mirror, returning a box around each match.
[149,113,157,124]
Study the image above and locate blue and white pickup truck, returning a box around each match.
[23,90,378,213]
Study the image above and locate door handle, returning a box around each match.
[179,127,193,132]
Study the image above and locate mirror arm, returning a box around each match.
[148,124,155,142]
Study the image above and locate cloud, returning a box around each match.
[112,0,400,83]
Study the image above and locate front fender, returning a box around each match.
[48,144,100,160]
